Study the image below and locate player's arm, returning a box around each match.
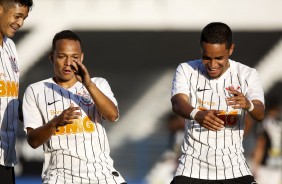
[85,82,118,122]
[26,104,81,149]
[246,100,264,121]
[72,60,118,122]
[171,93,224,131]
[26,121,59,149]
[226,87,265,121]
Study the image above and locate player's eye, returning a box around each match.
[202,56,210,60]
[57,55,66,59]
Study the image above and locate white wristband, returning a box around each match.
[247,101,254,112]
[190,108,199,120]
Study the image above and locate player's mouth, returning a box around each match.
[63,69,73,74]
[11,25,19,32]
[207,66,221,77]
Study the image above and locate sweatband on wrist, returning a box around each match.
[190,108,199,120]
[247,101,254,112]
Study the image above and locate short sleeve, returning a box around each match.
[92,78,118,106]
[171,63,191,98]
[23,86,44,131]
[246,69,265,105]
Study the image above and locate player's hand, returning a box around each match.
[225,86,251,110]
[195,110,225,131]
[55,103,81,127]
[71,60,92,87]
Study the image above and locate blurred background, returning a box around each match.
[14,0,282,183]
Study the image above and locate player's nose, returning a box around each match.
[64,57,73,66]
[209,59,218,68]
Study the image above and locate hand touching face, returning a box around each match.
[51,39,84,85]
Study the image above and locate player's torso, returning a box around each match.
[0,39,19,111]
[176,60,252,180]
[36,79,123,183]
[187,60,249,130]
[34,79,110,157]
[0,39,19,166]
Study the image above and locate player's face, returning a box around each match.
[0,3,29,39]
[201,42,234,79]
[52,39,83,86]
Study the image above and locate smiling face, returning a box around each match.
[51,39,84,88]
[201,42,234,79]
[0,3,29,41]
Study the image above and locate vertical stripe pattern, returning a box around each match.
[171,59,264,180]
[23,78,125,183]
[0,38,19,167]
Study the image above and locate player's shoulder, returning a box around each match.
[178,59,203,71]
[4,37,16,48]
[91,77,108,84]
[26,78,53,91]
[230,59,256,75]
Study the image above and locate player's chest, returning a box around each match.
[39,86,94,112]
[192,76,248,109]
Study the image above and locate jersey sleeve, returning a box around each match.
[92,78,118,106]
[246,69,265,105]
[171,63,191,98]
[23,85,44,131]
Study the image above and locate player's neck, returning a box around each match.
[53,77,78,89]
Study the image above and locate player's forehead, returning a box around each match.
[201,43,228,56]
[54,39,82,53]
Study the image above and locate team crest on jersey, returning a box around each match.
[77,89,93,106]
[10,56,19,73]
[225,84,241,92]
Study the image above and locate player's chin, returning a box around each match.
[208,73,220,79]
[61,75,75,82]
[5,31,16,38]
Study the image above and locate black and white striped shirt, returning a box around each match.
[23,77,125,184]
[0,37,19,167]
[171,59,264,180]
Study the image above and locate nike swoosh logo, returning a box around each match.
[197,87,211,92]
[47,100,60,105]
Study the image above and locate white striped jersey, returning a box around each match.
[0,37,20,167]
[171,59,264,180]
[23,77,125,184]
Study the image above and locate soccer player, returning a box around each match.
[170,22,265,183]
[22,30,126,184]
[0,0,33,184]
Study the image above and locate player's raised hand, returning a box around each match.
[55,103,81,127]
[195,110,225,131]
[226,86,250,110]
[71,60,92,87]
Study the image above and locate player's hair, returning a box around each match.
[0,0,33,10]
[51,30,82,53]
[200,22,233,50]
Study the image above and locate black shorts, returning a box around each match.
[171,175,257,184]
[0,165,15,184]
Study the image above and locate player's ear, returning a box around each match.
[81,52,84,62]
[0,5,4,14]
[228,43,235,56]
[49,53,54,63]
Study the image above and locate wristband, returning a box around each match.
[247,101,254,112]
[190,108,199,120]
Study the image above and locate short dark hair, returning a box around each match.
[51,30,82,53]
[0,0,33,10]
[200,22,233,50]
